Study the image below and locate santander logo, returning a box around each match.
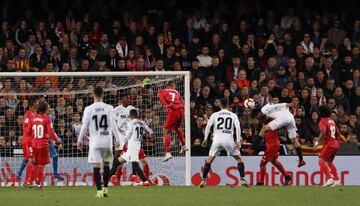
[192,163,221,186]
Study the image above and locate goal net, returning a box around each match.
[0,71,191,186]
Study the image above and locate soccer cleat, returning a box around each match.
[102,187,109,197]
[284,175,292,186]
[255,182,264,186]
[142,181,150,186]
[23,183,32,188]
[110,175,120,186]
[199,179,206,188]
[239,178,250,187]
[179,146,189,154]
[34,184,43,190]
[163,153,173,162]
[323,178,335,187]
[297,160,306,168]
[54,174,64,181]
[331,180,342,187]
[95,190,104,198]
[129,174,141,183]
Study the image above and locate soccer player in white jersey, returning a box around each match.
[112,95,151,184]
[110,109,153,186]
[199,98,249,188]
[77,86,120,198]
[259,97,305,167]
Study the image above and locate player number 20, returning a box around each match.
[32,124,44,139]
[217,117,232,130]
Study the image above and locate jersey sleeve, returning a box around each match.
[204,114,215,141]
[233,114,242,142]
[110,107,121,144]
[144,121,153,135]
[22,111,31,135]
[123,121,133,144]
[157,90,168,107]
[78,107,90,143]
[46,117,60,144]
[318,119,326,132]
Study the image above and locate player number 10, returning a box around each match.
[32,124,44,139]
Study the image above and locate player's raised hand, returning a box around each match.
[58,143,63,151]
[77,142,83,151]
[202,140,208,148]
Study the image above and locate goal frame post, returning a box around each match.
[0,71,192,186]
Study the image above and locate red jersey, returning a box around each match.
[29,113,61,148]
[22,108,36,144]
[265,130,280,145]
[157,87,184,112]
[319,117,339,148]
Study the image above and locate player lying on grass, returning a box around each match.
[77,86,121,198]
[313,105,341,187]
[259,97,305,167]
[200,98,249,188]
[110,109,153,186]
[257,124,292,186]
[26,101,63,188]
[112,95,151,184]
[157,81,188,162]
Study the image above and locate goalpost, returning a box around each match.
[0,71,191,186]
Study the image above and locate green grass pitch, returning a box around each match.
[0,186,358,206]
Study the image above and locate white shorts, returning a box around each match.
[121,143,140,163]
[88,147,113,164]
[268,117,297,139]
[209,141,240,157]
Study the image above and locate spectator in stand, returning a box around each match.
[13,47,30,72]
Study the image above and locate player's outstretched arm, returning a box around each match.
[123,121,133,144]
[110,108,121,148]
[77,108,90,151]
[233,114,242,148]
[144,122,153,136]
[203,115,215,147]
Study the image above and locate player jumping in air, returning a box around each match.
[77,87,121,198]
[313,105,341,187]
[259,99,305,167]
[157,81,188,162]
[27,101,63,188]
[112,95,151,184]
[199,98,249,188]
[19,96,38,187]
[257,126,292,186]
[110,109,153,186]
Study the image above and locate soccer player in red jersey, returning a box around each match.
[313,105,341,187]
[21,97,38,187]
[157,81,188,162]
[27,101,63,188]
[257,121,292,186]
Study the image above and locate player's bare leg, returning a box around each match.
[102,162,110,197]
[163,128,173,162]
[199,156,215,188]
[233,155,249,187]
[93,163,104,198]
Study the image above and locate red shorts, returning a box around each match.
[320,144,339,162]
[164,109,184,131]
[262,144,280,162]
[33,147,50,165]
[22,142,33,160]
[122,145,146,160]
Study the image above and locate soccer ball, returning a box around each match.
[243,98,255,108]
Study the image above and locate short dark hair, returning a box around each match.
[37,101,48,114]
[167,80,176,87]
[220,98,227,108]
[129,109,138,118]
[93,86,103,98]
[318,105,331,118]
[28,96,38,107]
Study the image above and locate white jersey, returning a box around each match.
[113,104,136,134]
[261,103,293,120]
[124,119,153,146]
[78,101,120,149]
[204,109,242,143]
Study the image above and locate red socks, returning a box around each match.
[143,164,150,180]
[164,135,171,153]
[319,159,331,180]
[259,161,267,183]
[35,165,45,186]
[272,160,287,176]
[176,129,185,146]
[327,162,339,181]
[24,162,35,184]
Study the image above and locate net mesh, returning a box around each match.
[0,73,186,186]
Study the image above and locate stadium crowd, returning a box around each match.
[0,0,360,156]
